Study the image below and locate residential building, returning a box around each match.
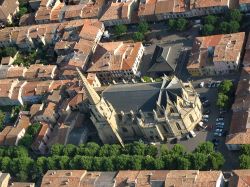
[41,170,87,187]
[4,115,30,146]
[0,0,19,24]
[226,67,250,150]
[40,169,225,187]
[229,170,250,186]
[187,32,245,76]
[0,79,20,105]
[0,172,35,187]
[31,122,52,154]
[239,0,250,12]
[138,0,229,21]
[243,33,250,67]
[0,172,10,187]
[189,0,229,17]
[87,42,144,84]
[100,0,138,26]
[78,69,202,145]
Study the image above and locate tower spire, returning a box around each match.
[77,68,100,105]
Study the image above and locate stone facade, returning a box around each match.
[78,69,202,145]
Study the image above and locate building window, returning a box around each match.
[176,122,181,130]
[189,114,194,123]
[170,107,174,113]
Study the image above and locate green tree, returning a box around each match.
[142,156,156,169]
[133,32,144,42]
[98,144,121,157]
[240,155,250,169]
[3,47,17,57]
[114,24,127,36]
[62,144,77,157]
[69,155,82,169]
[27,123,41,137]
[18,7,28,17]
[204,15,218,25]
[113,155,129,170]
[194,142,214,154]
[162,154,175,169]
[0,157,11,172]
[228,21,240,33]
[77,142,100,156]
[241,145,250,155]
[206,152,225,170]
[0,110,5,131]
[36,156,47,174]
[167,19,176,30]
[226,9,242,22]
[125,142,146,155]
[58,156,69,169]
[176,18,188,31]
[202,24,214,36]
[145,145,158,157]
[79,156,92,170]
[18,135,33,147]
[91,157,102,171]
[219,80,233,94]
[216,93,229,109]
[101,157,114,171]
[128,156,142,170]
[219,22,229,34]
[138,21,149,34]
[190,153,208,170]
[175,157,190,169]
[170,144,185,155]
[50,144,64,156]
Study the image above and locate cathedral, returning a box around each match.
[77,69,202,146]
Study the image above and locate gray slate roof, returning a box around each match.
[102,82,162,113]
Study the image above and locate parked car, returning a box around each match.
[203,118,209,122]
[215,81,221,87]
[203,115,209,118]
[214,132,222,137]
[215,129,223,133]
[199,82,205,88]
[211,82,216,88]
[189,130,196,138]
[204,110,210,114]
[207,82,212,88]
[220,110,227,115]
[200,96,207,102]
[216,118,224,122]
[216,125,224,129]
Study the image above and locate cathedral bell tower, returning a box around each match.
[77,68,124,146]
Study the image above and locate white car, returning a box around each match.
[215,129,223,133]
[199,82,205,88]
[203,115,209,118]
[216,122,224,125]
[190,130,196,138]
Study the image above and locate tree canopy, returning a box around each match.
[138,21,149,34]
[114,24,127,36]
[0,141,225,183]
[133,32,144,42]
[202,24,214,36]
